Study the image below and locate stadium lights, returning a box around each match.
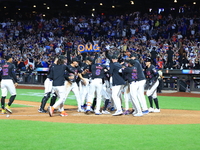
[130,1,134,5]
[65,4,68,6]
[112,5,115,8]
[47,7,50,9]
[84,2,86,4]
[43,14,46,17]
[33,5,36,8]
[100,3,103,6]
[4,6,6,9]
[174,0,177,3]
[43,3,46,5]
[92,8,95,11]
[18,8,20,11]
[193,2,196,4]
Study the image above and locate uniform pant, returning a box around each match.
[44,78,53,94]
[65,81,82,110]
[112,85,123,111]
[146,80,159,98]
[123,84,131,110]
[137,79,148,111]
[87,78,103,113]
[129,81,142,114]
[1,79,16,97]
[79,78,90,106]
[52,85,66,111]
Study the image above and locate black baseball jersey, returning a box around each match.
[66,65,82,82]
[123,66,138,83]
[0,62,18,83]
[49,64,68,86]
[91,64,107,79]
[109,62,125,86]
[145,64,159,83]
[80,63,92,79]
[47,63,56,78]
[133,59,146,81]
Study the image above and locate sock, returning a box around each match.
[153,98,159,109]
[91,98,96,110]
[148,96,153,108]
[1,97,6,109]
[103,99,109,111]
[8,95,16,106]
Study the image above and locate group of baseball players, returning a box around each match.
[0,51,160,117]
[37,50,160,117]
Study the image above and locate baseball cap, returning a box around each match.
[145,57,152,62]
[72,57,80,62]
[5,55,12,61]
[111,55,118,59]
[129,59,135,66]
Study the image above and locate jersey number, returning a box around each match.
[95,69,101,76]
[3,68,8,76]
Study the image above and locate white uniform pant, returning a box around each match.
[44,78,53,94]
[87,78,103,113]
[123,84,131,110]
[1,79,16,97]
[79,78,90,105]
[112,85,123,111]
[130,81,142,114]
[146,80,159,99]
[65,81,82,110]
[137,79,148,111]
[52,85,66,111]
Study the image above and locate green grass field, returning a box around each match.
[0,88,200,150]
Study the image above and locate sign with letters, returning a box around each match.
[78,44,100,53]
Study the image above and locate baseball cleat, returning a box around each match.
[95,111,102,115]
[112,110,123,116]
[154,109,160,113]
[48,106,54,117]
[148,107,154,113]
[77,108,85,113]
[123,110,130,115]
[5,105,12,114]
[142,110,149,115]
[133,113,143,117]
[38,108,47,113]
[1,109,7,114]
[60,111,68,116]
[102,110,111,114]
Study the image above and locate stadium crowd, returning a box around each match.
[0,11,200,72]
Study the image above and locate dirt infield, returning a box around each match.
[0,84,199,125]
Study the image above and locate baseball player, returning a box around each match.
[0,55,18,114]
[145,57,160,113]
[48,55,70,117]
[38,57,58,113]
[79,57,93,110]
[122,59,143,116]
[109,55,126,116]
[85,57,107,115]
[130,53,149,114]
[65,57,86,112]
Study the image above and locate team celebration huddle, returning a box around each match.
[36,49,160,117]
